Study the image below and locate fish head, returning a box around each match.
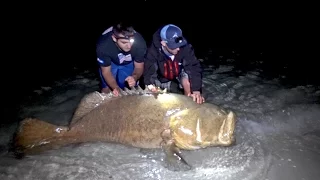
[169,104,236,150]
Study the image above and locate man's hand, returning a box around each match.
[147,84,158,92]
[187,91,205,104]
[125,76,136,87]
[112,87,121,97]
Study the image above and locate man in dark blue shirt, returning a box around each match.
[96,22,147,96]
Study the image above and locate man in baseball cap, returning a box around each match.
[160,24,187,50]
[143,24,205,104]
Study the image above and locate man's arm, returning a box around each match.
[96,46,119,91]
[96,33,121,91]
[143,47,158,86]
[132,32,147,81]
[183,44,203,92]
[182,45,205,104]
[100,65,119,90]
[132,61,144,81]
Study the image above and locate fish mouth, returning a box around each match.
[177,143,202,150]
[173,134,203,150]
[217,111,236,146]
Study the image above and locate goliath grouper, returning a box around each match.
[12,86,236,171]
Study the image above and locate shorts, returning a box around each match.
[99,61,138,89]
[154,69,189,92]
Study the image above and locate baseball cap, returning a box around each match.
[160,24,187,49]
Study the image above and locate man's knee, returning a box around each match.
[101,87,111,94]
[169,81,182,94]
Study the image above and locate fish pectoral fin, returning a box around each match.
[139,148,162,160]
[161,140,192,171]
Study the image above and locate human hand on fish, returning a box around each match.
[112,87,121,96]
[125,76,136,87]
[188,91,205,104]
[147,84,158,92]
[12,88,236,171]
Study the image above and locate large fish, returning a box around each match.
[12,87,236,171]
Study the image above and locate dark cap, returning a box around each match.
[160,24,187,49]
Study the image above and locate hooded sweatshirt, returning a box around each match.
[143,28,203,92]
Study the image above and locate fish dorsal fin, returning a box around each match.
[130,86,139,95]
[119,88,127,96]
[119,85,154,96]
[70,91,108,126]
[136,85,145,94]
[70,86,168,126]
[124,87,133,95]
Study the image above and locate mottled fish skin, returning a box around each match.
[12,86,236,170]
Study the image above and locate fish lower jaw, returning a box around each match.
[176,143,202,150]
[217,133,235,146]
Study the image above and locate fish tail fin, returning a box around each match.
[11,118,69,158]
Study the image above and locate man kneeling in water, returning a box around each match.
[144,24,205,104]
[96,22,147,96]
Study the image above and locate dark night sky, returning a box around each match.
[3,1,318,100]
